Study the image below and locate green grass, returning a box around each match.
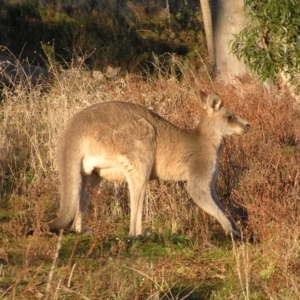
[0,230,242,299]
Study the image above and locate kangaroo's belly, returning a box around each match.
[95,167,127,182]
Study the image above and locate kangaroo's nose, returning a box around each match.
[246,123,250,130]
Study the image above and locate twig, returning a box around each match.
[59,285,90,300]
[127,266,197,300]
[45,229,64,298]
[67,263,77,288]
[195,50,215,91]
[231,233,250,300]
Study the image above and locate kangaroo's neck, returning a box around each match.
[194,119,223,151]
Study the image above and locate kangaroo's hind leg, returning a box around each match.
[127,172,149,237]
[112,116,156,236]
[71,171,101,233]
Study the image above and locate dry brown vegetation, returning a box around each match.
[0,59,300,299]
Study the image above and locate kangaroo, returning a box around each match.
[48,91,250,237]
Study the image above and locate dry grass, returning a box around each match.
[0,60,299,299]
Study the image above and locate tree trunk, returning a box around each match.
[199,0,215,71]
[211,0,249,82]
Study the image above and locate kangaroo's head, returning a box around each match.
[199,91,250,138]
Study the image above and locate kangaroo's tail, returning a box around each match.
[48,141,83,232]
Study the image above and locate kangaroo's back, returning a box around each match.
[65,101,182,141]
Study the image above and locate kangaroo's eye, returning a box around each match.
[227,115,234,121]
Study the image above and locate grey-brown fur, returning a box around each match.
[49,91,250,237]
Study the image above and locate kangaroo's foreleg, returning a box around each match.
[210,184,240,237]
[187,180,240,237]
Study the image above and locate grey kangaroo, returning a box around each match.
[49,91,250,237]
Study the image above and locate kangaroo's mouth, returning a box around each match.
[236,124,250,135]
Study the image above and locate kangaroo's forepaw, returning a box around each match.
[231,227,241,240]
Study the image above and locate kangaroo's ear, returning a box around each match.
[200,91,208,109]
[203,92,223,114]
